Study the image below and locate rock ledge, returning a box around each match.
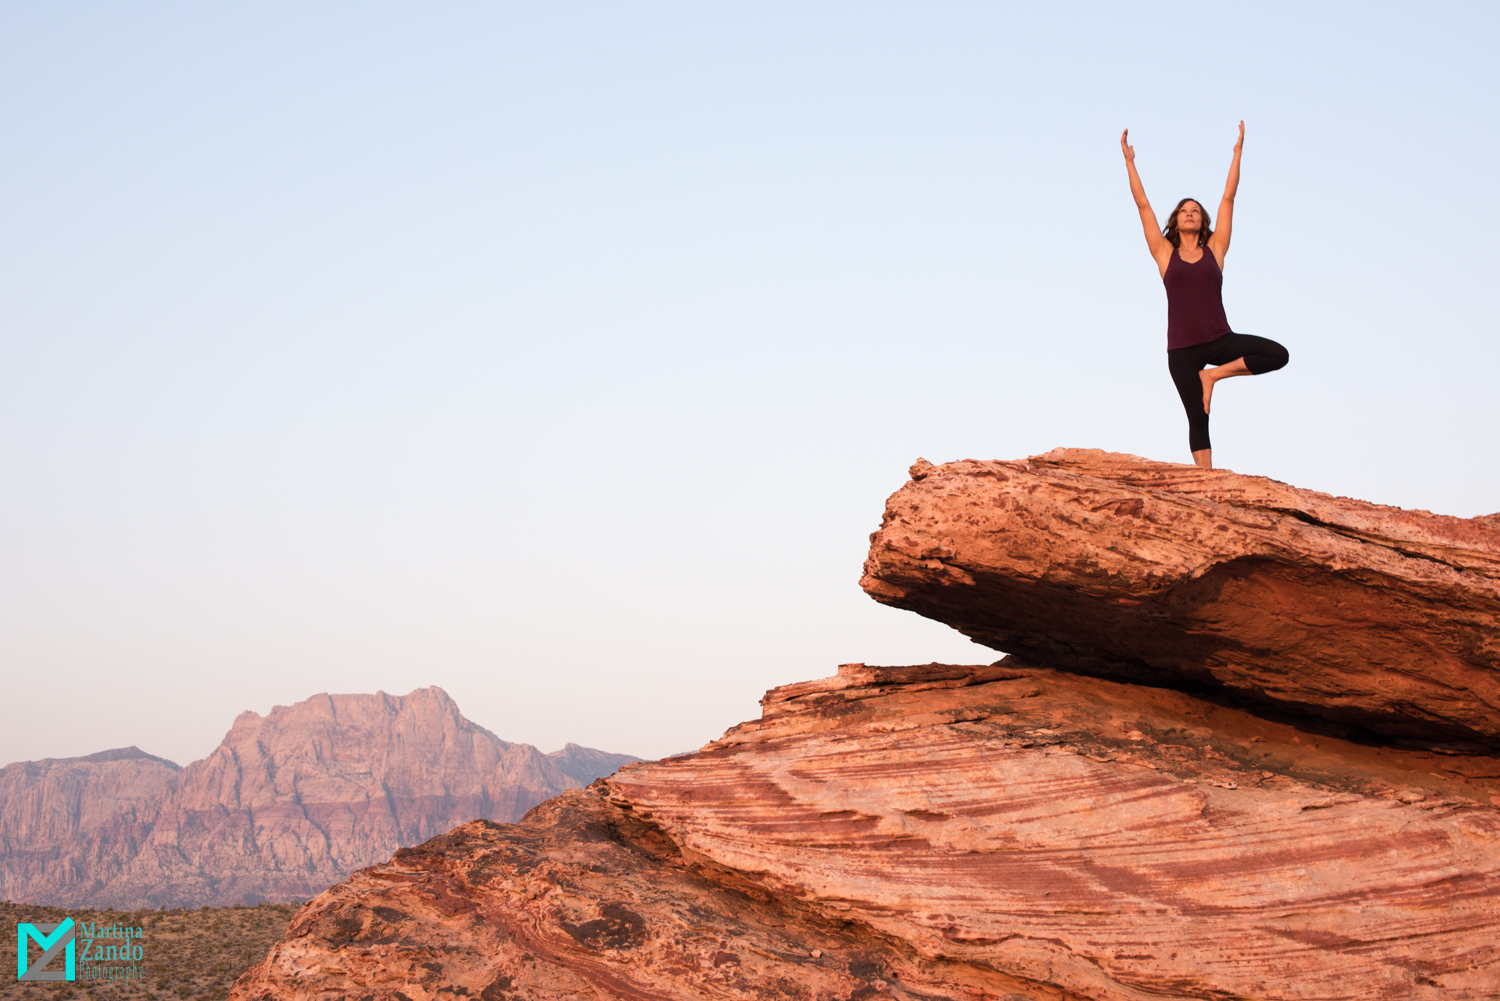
[862,449,1500,745]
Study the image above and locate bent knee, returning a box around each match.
[1252,347,1289,374]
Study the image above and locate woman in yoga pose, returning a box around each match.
[1121,122,1288,469]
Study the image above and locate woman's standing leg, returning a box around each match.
[1167,347,1214,467]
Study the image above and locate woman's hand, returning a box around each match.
[1233,120,1244,154]
[1121,128,1135,162]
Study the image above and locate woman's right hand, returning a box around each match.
[1121,129,1135,162]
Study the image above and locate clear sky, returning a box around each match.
[3,3,1497,768]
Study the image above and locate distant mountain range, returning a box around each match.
[0,687,642,908]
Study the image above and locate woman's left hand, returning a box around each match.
[1233,120,1245,154]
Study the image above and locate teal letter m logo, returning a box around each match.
[17,920,75,981]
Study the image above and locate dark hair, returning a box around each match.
[1163,198,1212,248]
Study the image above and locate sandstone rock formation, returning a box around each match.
[232,661,1500,1000]
[862,449,1500,747]
[0,688,641,909]
[228,452,1500,1000]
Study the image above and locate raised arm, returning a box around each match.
[1122,129,1172,276]
[1208,121,1243,266]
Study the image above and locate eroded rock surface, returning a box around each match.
[861,449,1500,745]
[231,662,1500,1000]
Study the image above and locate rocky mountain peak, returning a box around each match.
[547,742,645,787]
[71,746,181,769]
[0,689,640,909]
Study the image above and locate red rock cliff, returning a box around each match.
[229,452,1500,1000]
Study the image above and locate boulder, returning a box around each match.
[861,449,1500,746]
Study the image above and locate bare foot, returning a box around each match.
[1198,368,1215,414]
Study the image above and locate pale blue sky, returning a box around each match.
[3,3,1497,766]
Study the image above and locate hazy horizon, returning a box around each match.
[4,3,1497,768]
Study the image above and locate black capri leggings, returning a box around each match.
[1167,332,1289,453]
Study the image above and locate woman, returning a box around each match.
[1121,122,1288,469]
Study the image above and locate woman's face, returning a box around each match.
[1176,202,1204,233]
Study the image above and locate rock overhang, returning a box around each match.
[860,448,1500,748]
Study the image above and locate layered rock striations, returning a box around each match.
[862,449,1500,746]
[0,688,641,909]
[230,451,1500,1000]
[232,661,1500,1000]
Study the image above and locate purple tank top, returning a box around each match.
[1163,246,1232,350]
